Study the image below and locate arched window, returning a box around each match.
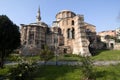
[72,28,75,39]
[58,28,61,34]
[67,29,70,39]
[72,20,74,25]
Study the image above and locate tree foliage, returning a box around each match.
[7,62,37,80]
[40,45,54,64]
[80,56,96,80]
[0,15,20,68]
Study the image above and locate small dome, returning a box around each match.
[56,10,76,21]
[30,21,48,27]
[60,10,71,12]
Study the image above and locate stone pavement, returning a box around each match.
[37,61,120,66]
[5,61,120,66]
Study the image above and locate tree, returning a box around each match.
[40,45,54,65]
[80,56,96,80]
[0,15,20,68]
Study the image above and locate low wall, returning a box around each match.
[114,43,120,50]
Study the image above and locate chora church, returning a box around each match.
[20,7,96,56]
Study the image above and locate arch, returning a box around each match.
[72,20,74,25]
[72,28,75,39]
[67,28,75,39]
[67,28,70,39]
[58,28,61,34]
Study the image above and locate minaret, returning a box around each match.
[36,6,41,22]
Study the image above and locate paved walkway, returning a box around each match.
[5,61,120,66]
[37,61,120,66]
[93,61,120,66]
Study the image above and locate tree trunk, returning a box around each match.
[0,56,4,68]
[0,49,5,68]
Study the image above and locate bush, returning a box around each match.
[80,56,96,80]
[7,62,38,80]
[40,45,54,64]
[5,54,21,62]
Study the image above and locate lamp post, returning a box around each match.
[52,21,59,65]
[55,32,58,65]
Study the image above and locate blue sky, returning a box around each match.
[0,0,120,32]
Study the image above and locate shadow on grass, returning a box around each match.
[95,70,107,78]
[93,49,110,56]
[33,65,80,80]
[95,70,120,80]
[33,65,120,80]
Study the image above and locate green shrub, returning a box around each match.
[7,62,38,80]
[80,56,96,80]
[40,45,54,64]
[6,54,21,61]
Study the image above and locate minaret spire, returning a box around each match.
[36,6,41,22]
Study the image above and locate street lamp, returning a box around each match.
[54,32,58,65]
[52,21,59,65]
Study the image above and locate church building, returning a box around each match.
[20,7,96,56]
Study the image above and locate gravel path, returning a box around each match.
[37,61,120,66]
[5,61,120,66]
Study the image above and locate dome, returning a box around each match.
[30,21,48,27]
[57,10,76,15]
[60,10,71,12]
[56,10,76,21]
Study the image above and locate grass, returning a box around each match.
[0,67,9,76]
[21,56,40,61]
[91,50,120,61]
[95,65,120,80]
[52,54,81,61]
[52,50,120,61]
[1,50,120,80]
[6,50,120,62]
[1,64,120,80]
[6,54,40,62]
[34,66,80,80]
[0,66,12,78]
[33,64,120,80]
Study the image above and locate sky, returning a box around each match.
[0,0,120,32]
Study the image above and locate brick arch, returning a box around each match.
[67,28,70,38]
[71,20,74,25]
[72,27,75,39]
[67,28,75,39]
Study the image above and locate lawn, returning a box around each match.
[95,65,120,80]
[0,65,13,79]
[6,54,41,62]
[52,50,120,61]
[1,64,120,80]
[6,50,120,62]
[91,50,120,61]
[1,50,120,80]
[52,54,81,61]
[33,65,120,80]
[0,67,9,76]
